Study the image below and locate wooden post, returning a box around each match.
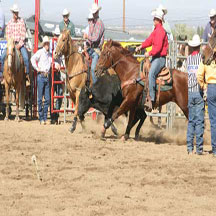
[123,0,125,32]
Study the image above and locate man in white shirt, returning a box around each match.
[31,36,60,124]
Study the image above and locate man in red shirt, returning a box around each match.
[136,9,168,110]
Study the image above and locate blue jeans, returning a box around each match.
[149,56,166,101]
[207,84,216,155]
[88,48,99,84]
[37,74,50,122]
[187,91,205,153]
[1,46,29,74]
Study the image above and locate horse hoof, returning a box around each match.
[69,127,75,133]
[135,135,139,141]
[4,117,9,121]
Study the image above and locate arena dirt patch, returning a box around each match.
[0,114,215,216]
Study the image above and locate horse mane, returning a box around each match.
[7,37,14,48]
[110,40,134,56]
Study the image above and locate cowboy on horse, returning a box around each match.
[1,4,30,83]
[136,8,168,111]
[84,3,105,84]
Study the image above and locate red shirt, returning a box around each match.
[141,23,168,57]
[191,50,199,56]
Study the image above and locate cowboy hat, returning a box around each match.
[42,36,50,45]
[87,12,93,20]
[90,3,102,14]
[151,9,164,21]
[10,4,19,13]
[209,8,216,18]
[188,34,201,47]
[157,4,167,15]
[62,8,70,16]
[52,25,60,35]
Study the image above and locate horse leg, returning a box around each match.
[158,106,162,128]
[134,109,147,141]
[123,107,136,141]
[104,98,133,129]
[4,83,10,121]
[15,87,20,121]
[69,90,79,133]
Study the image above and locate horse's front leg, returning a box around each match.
[104,98,133,131]
[4,83,10,120]
[15,87,20,121]
[70,90,80,133]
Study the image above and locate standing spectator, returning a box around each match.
[186,34,204,155]
[197,48,216,157]
[50,26,63,124]
[0,4,5,38]
[1,4,29,81]
[31,36,60,125]
[86,3,105,84]
[202,9,216,43]
[59,8,75,37]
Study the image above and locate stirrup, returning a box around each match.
[144,100,152,112]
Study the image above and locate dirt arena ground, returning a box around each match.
[0,111,216,216]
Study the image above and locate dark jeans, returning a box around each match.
[187,91,205,153]
[37,74,50,122]
[207,84,216,155]
[1,46,29,74]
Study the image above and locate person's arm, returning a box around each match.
[197,61,205,88]
[18,19,26,48]
[31,50,41,71]
[5,21,12,40]
[70,22,75,37]
[141,32,153,49]
[59,21,63,33]
[149,28,165,56]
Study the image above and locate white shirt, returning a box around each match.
[31,47,53,73]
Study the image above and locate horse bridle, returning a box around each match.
[97,48,133,76]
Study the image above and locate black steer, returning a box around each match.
[78,74,147,139]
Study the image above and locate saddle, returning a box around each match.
[140,60,172,109]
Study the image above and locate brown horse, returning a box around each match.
[96,40,188,140]
[54,29,89,132]
[202,29,216,65]
[3,38,25,121]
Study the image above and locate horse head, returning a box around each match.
[96,40,125,77]
[54,29,73,59]
[6,38,15,69]
[202,29,216,65]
